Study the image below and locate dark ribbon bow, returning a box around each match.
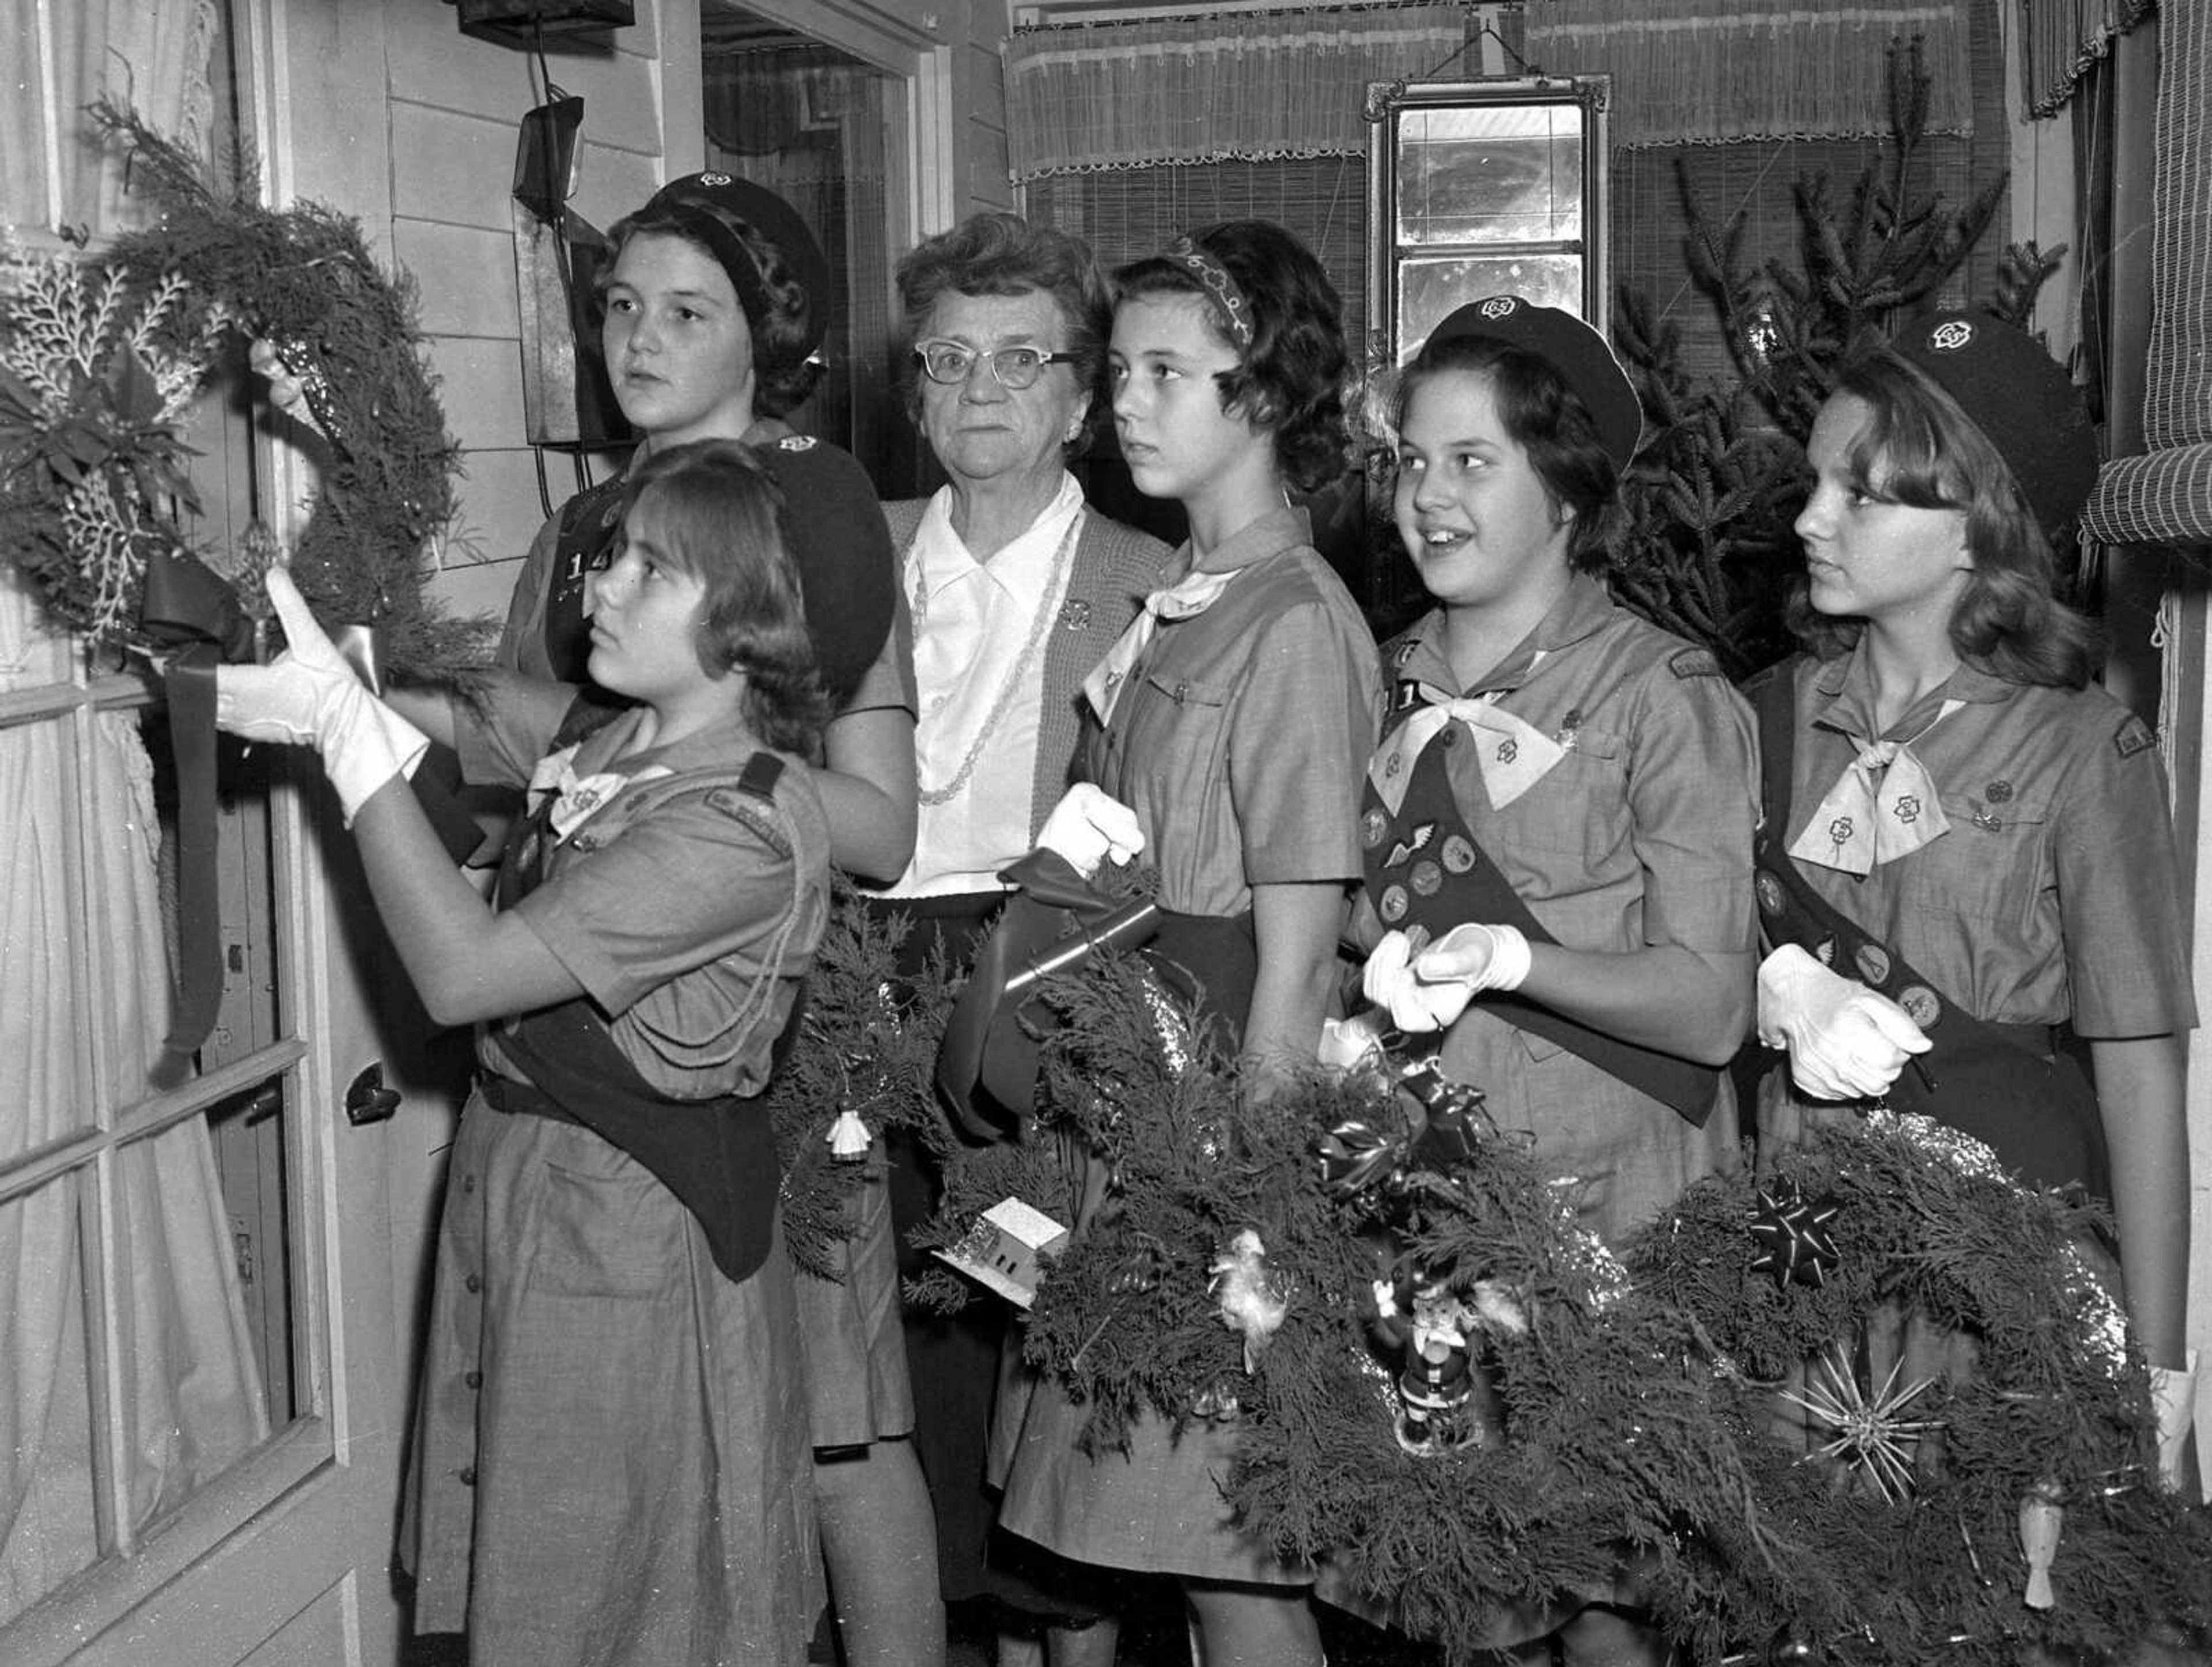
[1316,1049,1490,1199]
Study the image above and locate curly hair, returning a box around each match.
[1112,219,1350,494]
[616,440,831,751]
[1787,346,2102,688]
[1392,334,1625,574]
[601,203,823,419]
[895,212,1115,451]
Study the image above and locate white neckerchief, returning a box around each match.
[1786,699,1964,874]
[526,742,672,843]
[1080,562,1242,726]
[1368,660,1565,816]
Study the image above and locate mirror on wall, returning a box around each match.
[1366,75,1613,364]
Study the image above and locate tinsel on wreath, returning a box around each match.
[80,102,484,672]
[923,956,2212,1666]
[768,882,960,1280]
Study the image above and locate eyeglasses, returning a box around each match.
[912,340,1075,391]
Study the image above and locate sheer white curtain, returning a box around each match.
[1,0,222,234]
[1,0,268,1626]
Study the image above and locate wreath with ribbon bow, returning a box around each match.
[919,958,2212,1666]
[0,105,489,1065]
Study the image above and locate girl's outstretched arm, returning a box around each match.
[815,704,917,882]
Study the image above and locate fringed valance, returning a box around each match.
[1522,1,1972,150]
[2020,0,2155,119]
[1004,2,1466,182]
[2082,0,2212,548]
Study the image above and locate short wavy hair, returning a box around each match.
[602,202,823,419]
[1786,344,2102,688]
[1112,219,1351,494]
[616,439,831,751]
[894,212,1114,450]
[1392,334,1625,574]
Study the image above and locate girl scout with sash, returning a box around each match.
[1751,314,2197,1490]
[1353,298,1759,1666]
[215,441,837,1663]
[492,174,942,1664]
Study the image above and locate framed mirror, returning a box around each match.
[1366,74,1613,364]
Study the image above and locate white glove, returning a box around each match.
[1756,943,1930,1101]
[1035,783,1145,879]
[215,564,428,824]
[1361,923,1532,1033]
[2151,1351,2198,1492]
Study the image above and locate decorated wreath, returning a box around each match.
[919,957,2212,1666]
[0,102,483,672]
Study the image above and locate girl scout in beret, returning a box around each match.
[218,441,833,1663]
[491,174,940,1666]
[1752,313,2197,1490]
[994,219,1382,1667]
[1350,297,1759,1665]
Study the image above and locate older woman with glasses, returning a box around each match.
[871,211,1170,1649]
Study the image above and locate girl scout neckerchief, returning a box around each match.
[1751,664,2106,1195]
[1786,698,1965,874]
[1080,563,1241,725]
[482,695,802,1284]
[1361,674,1720,1124]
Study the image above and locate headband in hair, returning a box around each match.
[1167,234,1255,349]
[640,172,831,372]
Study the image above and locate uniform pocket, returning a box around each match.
[529,1131,691,1301]
[1897,791,2050,925]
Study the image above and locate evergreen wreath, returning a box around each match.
[0,104,484,670]
[922,958,2211,1666]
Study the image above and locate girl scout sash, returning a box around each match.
[1751,664,2105,1195]
[481,699,801,1283]
[1361,689,1719,1124]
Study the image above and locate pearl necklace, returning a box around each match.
[913,507,1084,807]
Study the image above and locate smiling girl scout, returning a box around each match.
[218,440,836,1664]
[1350,296,1759,1665]
[1751,312,2197,1491]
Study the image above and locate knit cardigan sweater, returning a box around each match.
[882,495,1171,842]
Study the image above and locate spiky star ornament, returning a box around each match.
[1747,1181,1842,1289]
[1780,1342,1942,1503]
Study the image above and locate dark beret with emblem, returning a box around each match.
[639,171,832,374]
[1890,310,2099,538]
[1418,295,1644,471]
[747,433,897,706]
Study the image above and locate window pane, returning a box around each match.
[1395,104,1584,247]
[0,709,97,1158]
[0,1168,99,1627]
[1397,253,1587,360]
[116,1112,275,1529]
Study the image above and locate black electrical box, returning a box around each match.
[448,0,635,49]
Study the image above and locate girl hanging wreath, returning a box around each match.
[918,958,2212,1666]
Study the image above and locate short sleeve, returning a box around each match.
[450,671,590,791]
[510,781,813,1019]
[1627,661,1760,954]
[495,510,563,679]
[2055,718,2198,1036]
[1229,594,1383,886]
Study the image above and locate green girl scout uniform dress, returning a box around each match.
[993,501,1384,1585]
[1353,573,1757,1248]
[404,673,830,1666]
[1752,643,2196,1191]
